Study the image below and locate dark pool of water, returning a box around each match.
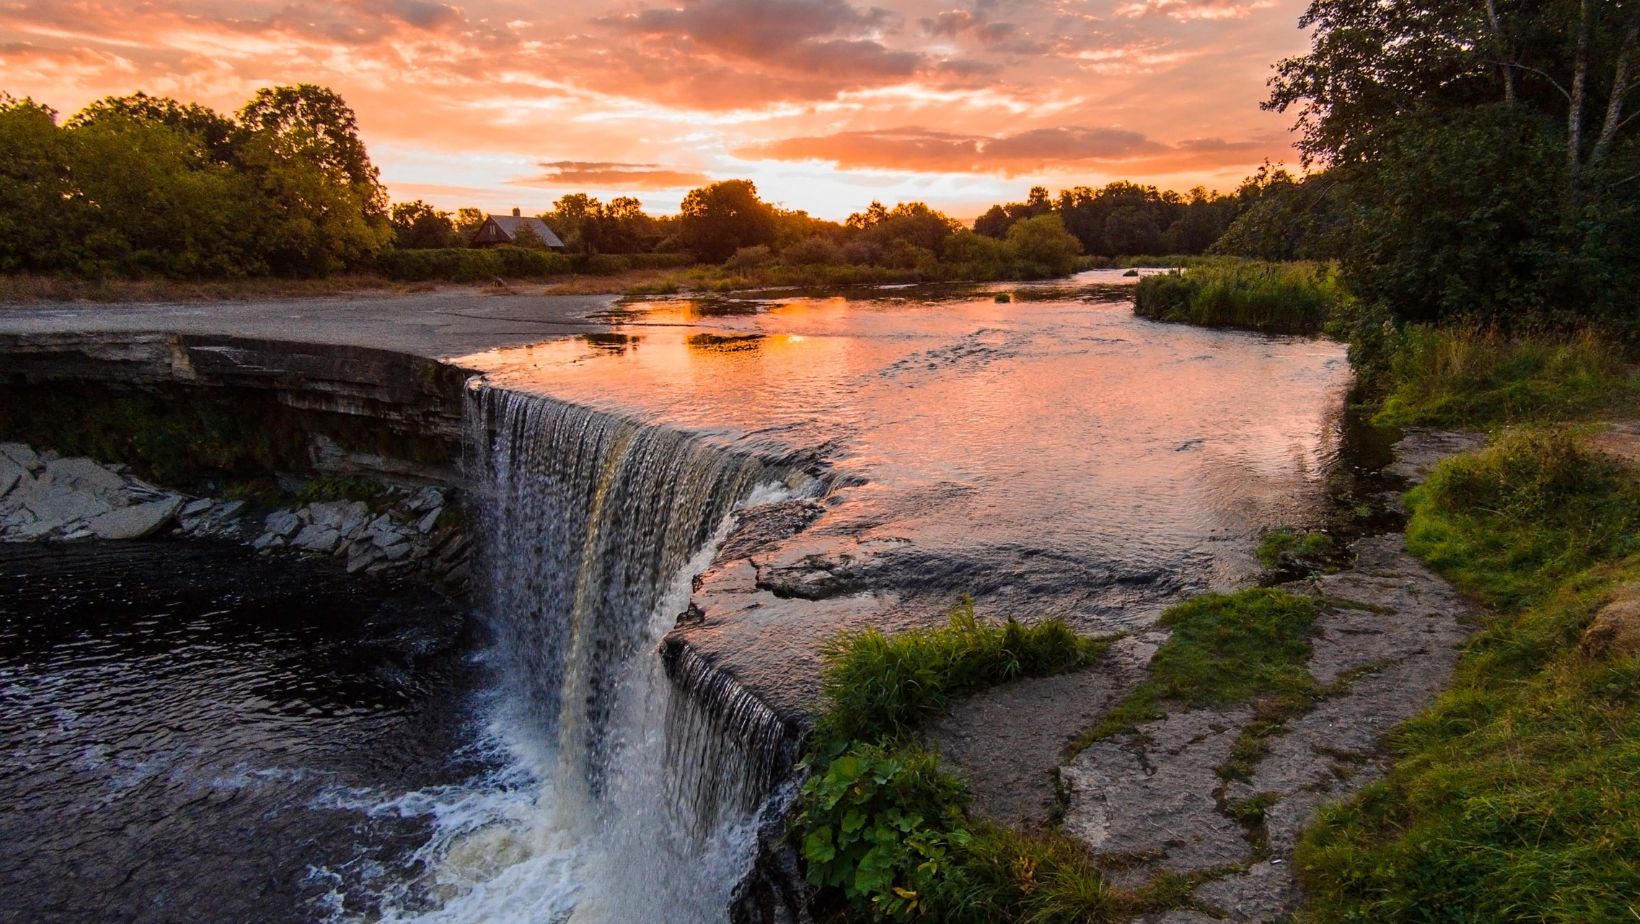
[0,541,481,924]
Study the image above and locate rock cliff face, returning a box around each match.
[0,331,473,484]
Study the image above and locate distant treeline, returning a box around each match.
[1,85,1310,284]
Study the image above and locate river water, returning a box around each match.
[0,273,1353,922]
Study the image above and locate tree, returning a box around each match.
[679,179,776,262]
[238,85,388,218]
[390,200,457,249]
[1268,0,1640,208]
[235,86,391,274]
[1267,0,1640,327]
[1005,214,1082,276]
[0,95,81,272]
[67,114,261,276]
[69,92,237,165]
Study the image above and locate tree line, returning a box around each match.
[0,85,1290,283]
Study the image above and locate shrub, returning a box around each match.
[782,236,844,265]
[724,244,774,270]
[1133,260,1346,334]
[376,246,569,281]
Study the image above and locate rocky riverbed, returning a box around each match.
[0,441,469,589]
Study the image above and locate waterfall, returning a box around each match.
[392,382,811,921]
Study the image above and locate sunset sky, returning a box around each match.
[0,0,1315,220]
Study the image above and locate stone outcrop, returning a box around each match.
[1,443,470,590]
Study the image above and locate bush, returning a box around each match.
[376,246,569,281]
[622,252,694,270]
[782,236,844,265]
[724,244,774,270]
[1133,260,1347,334]
[577,253,632,275]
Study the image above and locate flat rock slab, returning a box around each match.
[923,634,1158,829]
[87,497,182,540]
[1062,706,1255,886]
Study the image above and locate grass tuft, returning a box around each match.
[817,598,1111,745]
[1077,588,1322,748]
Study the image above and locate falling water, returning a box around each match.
[352,383,812,922]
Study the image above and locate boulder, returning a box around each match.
[0,443,40,471]
[263,510,302,539]
[0,458,20,499]
[405,486,445,513]
[416,507,442,534]
[291,524,341,553]
[1580,585,1640,659]
[86,496,183,540]
[338,501,372,538]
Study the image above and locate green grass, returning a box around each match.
[1404,429,1639,609]
[1255,527,1336,571]
[1132,260,1348,334]
[793,600,1127,922]
[1374,325,1640,428]
[1296,429,1640,923]
[1076,588,1322,747]
[816,600,1111,744]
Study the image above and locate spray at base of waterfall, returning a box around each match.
[311,482,798,923]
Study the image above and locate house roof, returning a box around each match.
[485,215,566,248]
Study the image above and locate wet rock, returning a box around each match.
[1385,428,1487,482]
[924,637,1149,829]
[181,498,214,517]
[1580,584,1640,659]
[380,541,413,562]
[347,545,383,573]
[87,496,183,540]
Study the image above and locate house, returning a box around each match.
[470,208,567,250]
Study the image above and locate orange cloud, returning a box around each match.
[519,161,715,190]
[735,126,1271,176]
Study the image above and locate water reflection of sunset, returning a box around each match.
[458,272,1350,626]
